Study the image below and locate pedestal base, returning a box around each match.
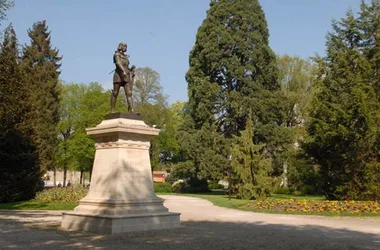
[61,211,180,234]
[60,115,181,234]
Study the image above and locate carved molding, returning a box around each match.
[95,142,150,150]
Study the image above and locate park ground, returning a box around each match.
[0,195,380,250]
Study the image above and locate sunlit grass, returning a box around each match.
[0,200,77,210]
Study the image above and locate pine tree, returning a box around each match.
[0,25,41,202]
[304,7,378,200]
[21,20,62,172]
[179,0,284,188]
[357,0,380,200]
[232,114,272,200]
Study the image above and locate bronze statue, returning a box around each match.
[111,42,136,113]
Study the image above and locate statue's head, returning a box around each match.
[117,42,127,53]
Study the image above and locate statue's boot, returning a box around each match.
[126,96,134,113]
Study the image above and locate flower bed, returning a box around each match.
[35,186,88,203]
[249,199,380,215]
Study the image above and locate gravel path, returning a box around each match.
[0,195,379,249]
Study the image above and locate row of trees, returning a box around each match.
[0,2,60,201]
[0,0,178,201]
[1,0,378,202]
[166,0,379,201]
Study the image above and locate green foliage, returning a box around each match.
[232,115,273,200]
[0,25,42,202]
[180,0,290,193]
[0,131,42,202]
[20,20,62,172]
[0,0,13,31]
[172,179,209,193]
[35,185,88,203]
[208,182,225,190]
[56,82,110,178]
[153,182,173,193]
[304,2,380,200]
[274,187,295,195]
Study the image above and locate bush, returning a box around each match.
[172,182,190,193]
[300,185,318,195]
[274,187,295,195]
[172,180,210,193]
[35,185,88,203]
[208,182,225,190]
[154,182,173,193]
[0,131,42,202]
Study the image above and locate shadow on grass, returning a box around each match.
[0,212,379,249]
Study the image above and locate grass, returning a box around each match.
[0,200,78,210]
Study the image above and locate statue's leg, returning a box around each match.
[124,83,134,113]
[110,83,120,113]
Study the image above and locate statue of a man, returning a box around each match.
[111,42,136,113]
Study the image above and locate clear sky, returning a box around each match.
[5,0,363,103]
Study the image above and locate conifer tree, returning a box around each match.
[179,0,285,187]
[0,25,41,202]
[305,5,378,200]
[21,20,62,172]
[232,114,272,200]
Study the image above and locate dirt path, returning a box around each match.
[0,195,379,249]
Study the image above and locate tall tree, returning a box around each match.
[304,4,378,200]
[357,0,380,200]
[56,82,110,184]
[181,0,283,188]
[276,55,317,188]
[0,25,41,202]
[21,20,62,172]
[133,67,167,106]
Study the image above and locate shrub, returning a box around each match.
[172,182,190,193]
[35,185,88,203]
[154,182,173,193]
[274,187,294,195]
[300,185,318,195]
[208,182,225,190]
[172,181,210,193]
[0,131,42,202]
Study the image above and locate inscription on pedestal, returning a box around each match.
[123,160,147,184]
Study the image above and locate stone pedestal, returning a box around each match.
[61,113,180,234]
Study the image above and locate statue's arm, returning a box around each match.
[114,53,127,75]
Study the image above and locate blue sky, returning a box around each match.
[5,0,363,103]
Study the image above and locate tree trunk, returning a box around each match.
[53,168,56,187]
[63,166,67,187]
[282,161,288,188]
[80,170,83,185]
[89,168,92,183]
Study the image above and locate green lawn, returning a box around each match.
[0,200,77,210]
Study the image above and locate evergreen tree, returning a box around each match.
[0,0,13,34]
[21,20,62,172]
[304,6,378,200]
[232,114,272,200]
[0,25,41,202]
[357,0,380,200]
[180,0,284,188]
